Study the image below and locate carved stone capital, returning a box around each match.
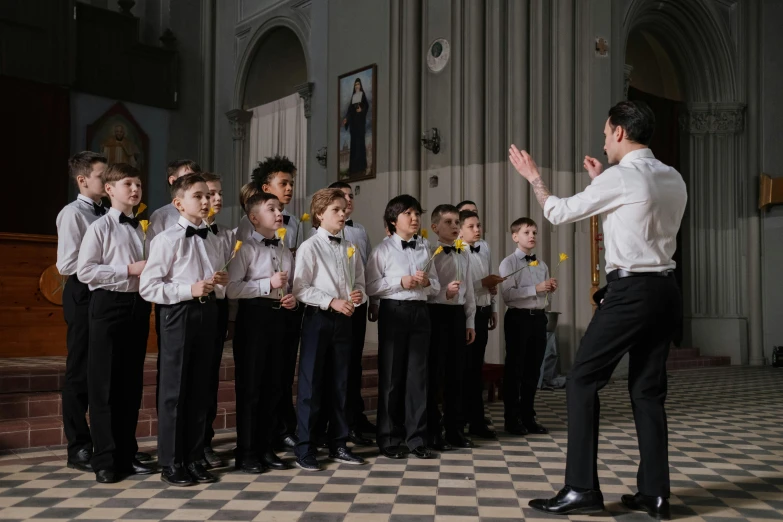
[680,103,745,135]
[226,109,253,141]
[623,64,634,100]
[296,82,314,119]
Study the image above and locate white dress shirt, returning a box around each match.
[499,249,550,309]
[310,219,371,267]
[148,203,180,240]
[293,227,367,310]
[56,195,107,276]
[227,231,294,300]
[467,239,497,311]
[139,216,226,305]
[543,148,687,273]
[236,215,253,241]
[366,233,441,302]
[207,223,236,299]
[428,241,477,329]
[237,210,301,250]
[77,208,145,292]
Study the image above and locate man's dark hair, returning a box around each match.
[328,181,352,190]
[510,217,538,234]
[431,204,460,225]
[171,173,207,199]
[607,100,656,146]
[68,151,107,182]
[384,195,424,234]
[166,159,201,180]
[456,200,477,211]
[459,210,479,223]
[244,192,280,215]
[251,155,297,187]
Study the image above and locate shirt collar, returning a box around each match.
[77,194,101,207]
[514,248,534,260]
[251,230,276,242]
[107,207,133,221]
[177,215,206,230]
[619,148,655,166]
[316,226,339,242]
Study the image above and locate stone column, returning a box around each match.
[225,108,253,225]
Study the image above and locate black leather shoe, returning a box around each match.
[347,430,374,446]
[622,493,671,520]
[429,437,453,451]
[67,449,93,472]
[529,486,605,515]
[523,419,549,434]
[295,454,321,472]
[504,422,529,436]
[279,434,298,450]
[445,431,475,448]
[468,424,497,439]
[135,451,153,462]
[411,446,433,459]
[126,459,157,475]
[262,451,290,470]
[203,446,223,468]
[95,469,119,484]
[235,457,266,474]
[316,435,329,450]
[329,447,365,465]
[187,461,218,483]
[161,465,195,487]
[380,446,405,459]
[483,416,492,425]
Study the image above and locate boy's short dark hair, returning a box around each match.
[251,155,297,187]
[200,172,221,183]
[607,100,656,146]
[328,181,352,190]
[456,200,477,211]
[310,188,346,228]
[167,159,201,180]
[510,217,538,234]
[384,195,424,234]
[431,204,460,225]
[103,163,141,185]
[171,173,207,199]
[459,210,479,224]
[68,151,107,182]
[244,192,280,215]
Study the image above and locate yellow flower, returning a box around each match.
[529,260,540,267]
[421,229,429,239]
[559,252,569,263]
[433,245,444,256]
[207,207,216,220]
[139,220,150,234]
[135,203,147,216]
[233,240,243,253]
[347,246,356,259]
[454,239,466,252]
[301,213,311,222]
[276,228,287,241]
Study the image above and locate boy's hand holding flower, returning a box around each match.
[446,280,461,300]
[350,289,363,305]
[271,271,288,289]
[330,299,355,316]
[280,293,297,310]
[413,270,430,287]
[127,260,146,277]
[212,271,229,286]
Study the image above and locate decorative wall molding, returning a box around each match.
[295,82,313,119]
[680,103,745,134]
[226,108,253,141]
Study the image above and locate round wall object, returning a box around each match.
[427,38,450,73]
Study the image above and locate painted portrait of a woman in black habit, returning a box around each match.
[338,64,376,181]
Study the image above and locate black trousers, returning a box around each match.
[88,290,150,471]
[295,307,352,458]
[565,274,681,497]
[427,304,467,438]
[503,308,547,424]
[464,305,492,426]
[61,276,93,460]
[157,298,217,467]
[275,306,303,440]
[377,300,429,450]
[204,298,230,446]
[233,299,286,461]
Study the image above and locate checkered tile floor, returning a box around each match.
[0,366,781,521]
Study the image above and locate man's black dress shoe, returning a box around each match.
[504,422,529,436]
[429,437,453,451]
[380,446,405,459]
[529,485,605,515]
[67,448,93,472]
[95,469,119,484]
[187,461,217,483]
[161,464,195,487]
[295,454,321,472]
[279,434,298,449]
[235,457,266,474]
[411,446,433,459]
[445,431,475,448]
[347,430,374,446]
[622,493,671,520]
[135,451,153,462]
[523,419,549,434]
[468,423,497,439]
[262,451,290,470]
[125,459,157,475]
[203,446,223,468]
[329,447,365,465]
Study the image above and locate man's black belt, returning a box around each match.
[607,269,674,283]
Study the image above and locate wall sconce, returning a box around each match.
[316,147,327,168]
[421,128,440,154]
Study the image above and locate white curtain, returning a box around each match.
[247,93,308,216]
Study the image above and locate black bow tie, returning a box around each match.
[119,213,139,229]
[524,254,537,262]
[262,237,279,247]
[92,202,107,216]
[401,239,417,250]
[328,236,342,244]
[283,215,290,225]
[208,223,218,234]
[345,220,354,227]
[441,246,455,254]
[185,226,209,239]
[470,245,481,253]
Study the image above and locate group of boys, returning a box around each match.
[57,151,557,485]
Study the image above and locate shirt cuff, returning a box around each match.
[178,283,194,301]
[259,279,271,296]
[388,276,402,290]
[319,295,334,310]
[112,265,129,281]
[543,195,560,219]
[466,317,475,329]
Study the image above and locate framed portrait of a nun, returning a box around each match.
[338,64,377,181]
